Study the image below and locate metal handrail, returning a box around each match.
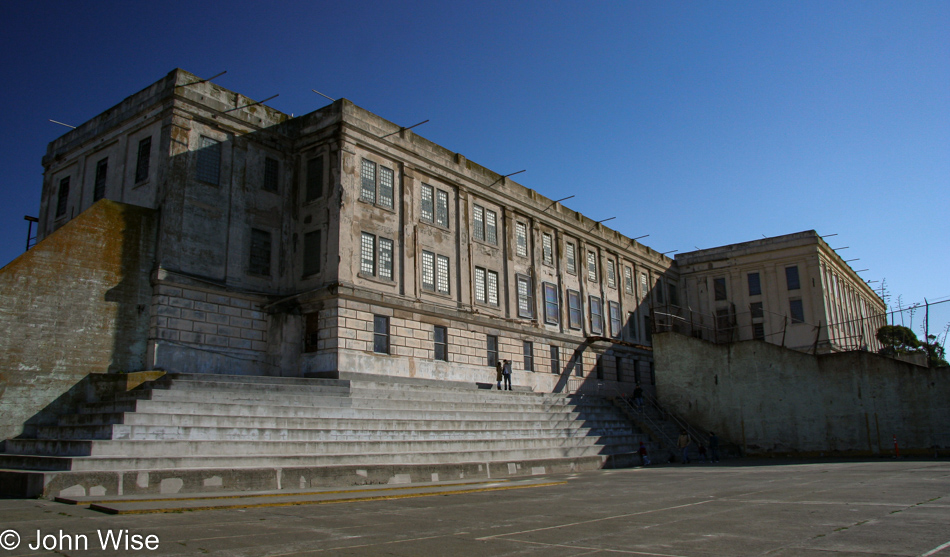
[602,383,676,450]
[643,391,709,449]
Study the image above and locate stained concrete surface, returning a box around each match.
[1,459,948,556]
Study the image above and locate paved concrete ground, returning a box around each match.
[1,459,948,556]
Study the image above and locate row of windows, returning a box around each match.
[367,315,653,382]
[714,266,801,301]
[54,136,152,220]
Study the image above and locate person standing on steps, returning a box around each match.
[502,359,513,391]
[638,441,651,466]
[677,430,691,464]
[495,359,504,390]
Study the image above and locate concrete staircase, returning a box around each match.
[0,373,649,498]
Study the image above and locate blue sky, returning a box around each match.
[0,0,947,340]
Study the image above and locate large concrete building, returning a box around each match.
[34,68,675,394]
[674,232,886,353]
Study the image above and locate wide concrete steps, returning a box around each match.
[0,373,646,498]
[0,442,636,472]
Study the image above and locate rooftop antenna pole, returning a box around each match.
[544,195,575,212]
[176,70,227,88]
[380,119,430,139]
[593,217,616,225]
[223,94,279,113]
[312,89,336,102]
[661,250,678,255]
[488,169,526,187]
[632,234,649,241]
[49,120,76,129]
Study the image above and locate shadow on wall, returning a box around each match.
[0,200,157,440]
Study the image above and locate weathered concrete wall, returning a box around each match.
[653,332,950,455]
[0,200,156,440]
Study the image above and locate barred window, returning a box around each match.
[486,269,499,305]
[378,166,394,209]
[379,237,393,280]
[550,345,560,374]
[624,266,634,294]
[303,230,321,276]
[516,222,528,257]
[753,322,765,340]
[93,158,108,202]
[587,250,597,282]
[640,273,648,299]
[421,250,435,291]
[196,136,221,185]
[486,209,497,245]
[434,326,448,361]
[263,157,279,193]
[360,232,376,275]
[436,255,450,294]
[656,280,664,303]
[543,282,559,325]
[56,177,69,218]
[606,259,616,288]
[360,159,376,203]
[306,156,323,201]
[542,233,553,265]
[249,228,271,276]
[473,205,485,241]
[669,283,679,306]
[566,242,576,274]
[135,137,151,183]
[627,311,638,340]
[474,267,486,304]
[568,289,582,329]
[523,341,534,372]
[421,184,434,223]
[589,296,604,335]
[436,190,449,227]
[609,301,622,338]
[517,275,533,318]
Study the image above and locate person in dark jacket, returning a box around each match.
[502,359,512,391]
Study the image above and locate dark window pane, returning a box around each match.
[789,299,805,323]
[786,266,801,291]
[373,315,389,353]
[55,177,70,217]
[550,345,559,374]
[263,157,279,192]
[249,228,271,276]
[93,158,108,201]
[487,335,498,367]
[543,283,559,325]
[714,278,727,301]
[748,272,761,296]
[303,230,321,276]
[306,156,324,201]
[753,323,765,340]
[135,137,151,183]
[589,296,604,335]
[434,326,447,361]
[523,341,533,372]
